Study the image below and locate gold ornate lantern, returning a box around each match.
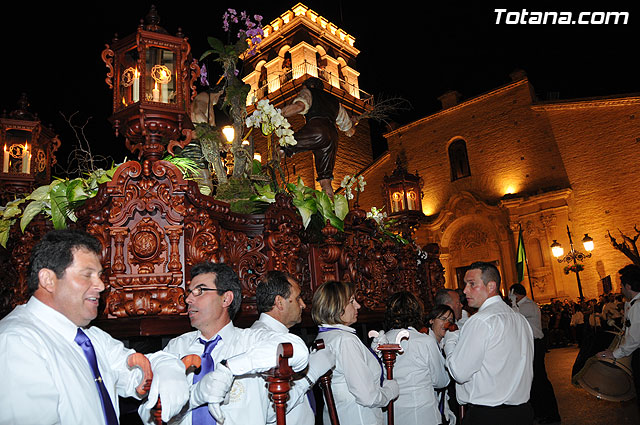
[101,6,199,161]
[0,94,61,204]
[383,151,425,238]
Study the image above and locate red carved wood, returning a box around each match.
[0,174,446,333]
[265,342,294,425]
[312,339,340,425]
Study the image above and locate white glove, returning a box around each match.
[306,348,336,383]
[190,364,234,408]
[382,379,399,400]
[225,345,280,375]
[442,329,460,359]
[189,364,233,424]
[143,360,190,423]
[369,330,389,355]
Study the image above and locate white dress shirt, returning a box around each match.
[385,327,449,425]
[157,320,309,425]
[613,293,640,358]
[513,296,544,339]
[317,323,396,425]
[444,295,534,406]
[0,297,176,425]
[251,313,315,425]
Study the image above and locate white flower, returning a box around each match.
[247,99,297,146]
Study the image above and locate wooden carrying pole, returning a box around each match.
[265,342,294,425]
[313,339,340,425]
[369,330,408,425]
[151,354,201,425]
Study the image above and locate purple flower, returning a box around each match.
[200,64,209,86]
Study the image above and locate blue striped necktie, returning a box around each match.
[74,328,119,425]
[192,335,222,424]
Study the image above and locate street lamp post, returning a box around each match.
[550,225,594,301]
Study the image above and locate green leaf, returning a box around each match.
[207,37,225,53]
[254,183,276,201]
[26,184,51,201]
[200,49,215,62]
[66,179,90,203]
[2,201,24,219]
[20,200,45,232]
[292,198,316,228]
[315,191,344,232]
[252,159,263,175]
[333,194,349,220]
[0,218,15,248]
[49,183,71,229]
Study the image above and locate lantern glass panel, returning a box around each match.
[388,183,406,213]
[145,47,176,104]
[406,189,419,210]
[3,129,32,173]
[118,48,140,108]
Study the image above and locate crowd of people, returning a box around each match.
[539,293,625,349]
[1,229,639,425]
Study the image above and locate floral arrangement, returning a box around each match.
[564,263,585,275]
[366,206,386,224]
[340,174,366,203]
[245,99,297,147]
[198,9,265,181]
[252,176,348,232]
[365,206,410,245]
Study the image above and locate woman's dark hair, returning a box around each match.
[425,304,455,329]
[383,291,424,331]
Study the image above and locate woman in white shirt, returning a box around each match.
[311,280,399,425]
[381,292,452,425]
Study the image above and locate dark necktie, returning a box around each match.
[74,328,119,425]
[192,335,222,425]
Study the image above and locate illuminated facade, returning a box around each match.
[356,71,640,302]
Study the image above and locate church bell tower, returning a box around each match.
[241,3,374,191]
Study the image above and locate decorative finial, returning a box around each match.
[143,5,168,34]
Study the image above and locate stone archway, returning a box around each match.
[423,192,514,292]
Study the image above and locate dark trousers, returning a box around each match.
[285,117,338,181]
[633,349,640,410]
[531,338,560,420]
[462,402,533,425]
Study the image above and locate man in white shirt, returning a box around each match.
[598,264,640,411]
[147,262,310,425]
[0,229,189,425]
[443,262,534,425]
[510,283,560,424]
[435,288,467,327]
[252,271,335,425]
[602,293,624,329]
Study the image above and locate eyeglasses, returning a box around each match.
[186,286,226,297]
[435,315,455,324]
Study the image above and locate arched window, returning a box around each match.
[448,139,471,181]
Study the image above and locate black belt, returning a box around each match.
[467,403,528,410]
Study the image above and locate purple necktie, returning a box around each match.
[74,328,119,425]
[192,335,222,424]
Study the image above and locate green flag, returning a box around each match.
[516,228,526,283]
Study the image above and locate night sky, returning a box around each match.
[2,1,638,170]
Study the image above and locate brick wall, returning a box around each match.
[384,80,571,217]
[541,99,640,297]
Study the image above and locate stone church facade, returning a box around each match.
[358,70,640,302]
[240,4,640,302]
